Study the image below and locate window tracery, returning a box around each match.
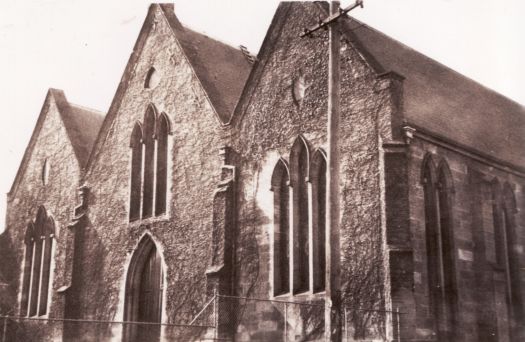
[20,206,54,317]
[129,104,171,222]
[271,136,326,296]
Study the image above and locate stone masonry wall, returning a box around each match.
[1,93,82,341]
[406,137,525,341]
[77,5,226,339]
[229,3,395,340]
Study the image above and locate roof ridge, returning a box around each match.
[344,15,525,108]
[54,92,105,168]
[159,4,252,123]
[67,102,106,116]
[181,24,253,55]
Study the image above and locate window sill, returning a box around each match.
[24,313,50,320]
[128,213,171,227]
[272,290,326,303]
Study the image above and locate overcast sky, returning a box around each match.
[0,0,523,233]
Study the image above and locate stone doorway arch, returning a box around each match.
[123,234,164,342]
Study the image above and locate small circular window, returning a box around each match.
[42,159,50,185]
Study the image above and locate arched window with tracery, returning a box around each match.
[436,161,458,337]
[492,180,504,268]
[155,113,169,216]
[501,184,523,332]
[142,106,156,218]
[20,207,54,317]
[310,149,327,293]
[20,224,34,316]
[421,155,457,340]
[271,158,290,296]
[290,136,310,294]
[270,136,329,297]
[129,105,172,222]
[38,216,55,316]
[130,122,143,221]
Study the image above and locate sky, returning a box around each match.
[0,0,523,233]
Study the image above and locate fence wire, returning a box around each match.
[0,316,215,342]
[1,294,402,341]
[217,294,325,342]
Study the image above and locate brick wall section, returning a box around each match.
[1,93,82,341]
[229,3,394,340]
[406,138,525,341]
[77,5,225,331]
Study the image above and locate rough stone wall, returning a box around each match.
[406,137,525,341]
[229,3,393,340]
[1,94,82,340]
[76,5,225,336]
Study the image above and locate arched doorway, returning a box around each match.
[123,235,164,342]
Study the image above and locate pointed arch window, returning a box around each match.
[310,149,327,293]
[436,162,458,336]
[494,183,524,334]
[271,136,327,297]
[155,113,170,216]
[129,105,172,222]
[20,207,54,317]
[271,159,290,296]
[290,136,310,294]
[124,235,164,342]
[421,155,458,340]
[142,106,156,218]
[20,224,34,316]
[130,123,143,221]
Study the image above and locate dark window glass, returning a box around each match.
[271,159,290,296]
[155,114,169,216]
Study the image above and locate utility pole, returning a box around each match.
[301,1,364,341]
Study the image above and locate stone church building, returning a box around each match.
[1,2,524,341]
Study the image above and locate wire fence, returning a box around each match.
[1,293,403,341]
[217,294,402,341]
[217,294,324,341]
[0,316,215,342]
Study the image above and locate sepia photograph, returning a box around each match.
[0,0,523,341]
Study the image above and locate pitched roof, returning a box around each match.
[160,4,253,122]
[241,2,523,168]
[52,90,105,166]
[86,4,252,171]
[335,10,525,167]
[8,89,104,196]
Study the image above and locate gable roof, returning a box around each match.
[230,2,293,126]
[8,89,104,197]
[334,8,525,167]
[235,2,524,168]
[85,4,252,172]
[52,90,105,166]
[160,4,252,122]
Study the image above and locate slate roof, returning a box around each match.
[51,89,105,167]
[86,4,253,170]
[335,10,525,166]
[8,89,104,196]
[160,4,253,122]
